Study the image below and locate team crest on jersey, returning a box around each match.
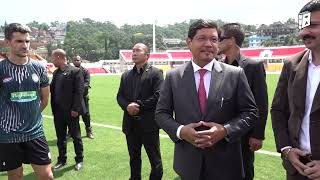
[31,74,39,83]
[2,76,13,83]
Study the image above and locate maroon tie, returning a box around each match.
[198,69,207,114]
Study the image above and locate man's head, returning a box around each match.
[73,55,82,67]
[186,19,219,67]
[218,23,244,55]
[5,23,31,58]
[298,0,320,51]
[132,43,149,66]
[51,49,67,68]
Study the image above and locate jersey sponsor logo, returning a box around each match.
[2,76,13,83]
[10,91,37,102]
[31,73,39,83]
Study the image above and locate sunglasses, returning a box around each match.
[219,36,231,42]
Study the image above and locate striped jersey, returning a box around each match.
[0,58,49,143]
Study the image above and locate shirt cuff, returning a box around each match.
[281,146,292,152]
[176,125,184,140]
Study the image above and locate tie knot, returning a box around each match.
[199,69,207,77]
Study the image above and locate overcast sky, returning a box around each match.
[0,0,310,27]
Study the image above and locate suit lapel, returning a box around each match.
[292,51,309,114]
[205,60,223,117]
[182,62,201,115]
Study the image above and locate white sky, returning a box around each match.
[0,0,310,27]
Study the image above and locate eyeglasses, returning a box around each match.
[219,36,231,42]
[193,36,218,44]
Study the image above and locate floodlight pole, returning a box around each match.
[153,20,156,53]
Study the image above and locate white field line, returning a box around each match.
[43,115,280,157]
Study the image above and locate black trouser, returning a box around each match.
[126,130,163,180]
[82,96,91,131]
[241,135,255,180]
[53,107,84,163]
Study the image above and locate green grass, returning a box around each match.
[1,74,286,179]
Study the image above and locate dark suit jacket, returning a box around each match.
[271,50,320,175]
[117,64,163,134]
[155,60,258,179]
[50,64,84,115]
[238,54,268,140]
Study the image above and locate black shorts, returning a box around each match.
[0,136,51,172]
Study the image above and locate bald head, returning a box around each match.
[52,49,67,59]
[51,49,67,68]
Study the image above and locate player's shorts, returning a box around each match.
[0,136,51,172]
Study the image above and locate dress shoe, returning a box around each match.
[53,162,66,171]
[74,162,83,171]
[86,132,94,139]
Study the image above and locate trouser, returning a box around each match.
[126,130,163,180]
[53,107,84,163]
[82,96,92,132]
[241,135,255,180]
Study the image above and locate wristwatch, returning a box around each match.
[282,147,293,160]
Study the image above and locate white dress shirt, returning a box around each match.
[176,59,214,139]
[299,52,320,153]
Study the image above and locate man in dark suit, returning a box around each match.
[50,49,84,171]
[155,19,258,180]
[271,1,320,179]
[73,55,94,139]
[218,23,268,180]
[117,43,163,180]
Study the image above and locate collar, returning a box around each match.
[308,51,319,68]
[191,59,214,73]
[133,63,148,74]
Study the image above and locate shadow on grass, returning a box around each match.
[22,165,74,179]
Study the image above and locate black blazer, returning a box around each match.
[50,64,84,114]
[238,54,268,140]
[117,64,163,134]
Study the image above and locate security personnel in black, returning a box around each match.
[50,49,84,171]
[117,43,163,180]
[73,55,94,139]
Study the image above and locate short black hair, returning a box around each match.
[4,23,31,40]
[220,23,245,47]
[300,0,320,13]
[188,19,218,39]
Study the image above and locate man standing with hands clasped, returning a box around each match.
[117,43,163,180]
[155,19,258,180]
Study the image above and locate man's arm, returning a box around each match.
[40,86,50,111]
[83,67,90,96]
[271,61,291,152]
[71,68,84,114]
[116,72,130,111]
[155,71,181,142]
[223,68,258,142]
[251,61,269,140]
